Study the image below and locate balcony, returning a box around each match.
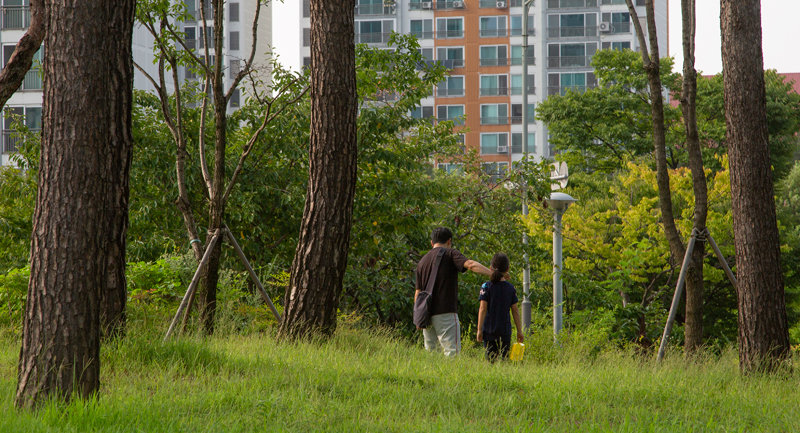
[479,0,510,7]
[355,3,396,15]
[409,30,434,40]
[547,55,592,68]
[436,88,465,97]
[547,84,596,96]
[481,116,509,125]
[602,21,630,33]
[436,0,466,10]
[480,28,508,38]
[1,6,31,30]
[509,85,536,95]
[480,58,509,67]
[547,25,598,39]
[511,53,536,65]
[480,87,510,96]
[547,0,598,8]
[435,30,464,39]
[355,32,393,44]
[510,27,536,36]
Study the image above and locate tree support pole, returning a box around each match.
[657,228,698,362]
[165,229,222,341]
[223,225,282,322]
[706,231,737,287]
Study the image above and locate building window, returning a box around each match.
[510,74,535,95]
[230,59,241,76]
[511,103,536,124]
[436,17,464,39]
[436,46,464,68]
[437,105,465,125]
[2,106,40,154]
[437,75,464,97]
[356,20,393,44]
[229,31,239,50]
[479,16,507,37]
[229,88,241,108]
[601,12,630,33]
[480,133,509,155]
[480,74,508,96]
[411,106,434,120]
[3,44,42,91]
[482,162,509,182]
[510,15,535,36]
[437,163,463,174]
[480,103,508,125]
[479,45,507,66]
[303,0,310,17]
[410,19,433,39]
[511,132,535,154]
[602,41,631,50]
[547,12,597,38]
[229,3,239,22]
[510,45,536,66]
[303,28,311,47]
[547,42,596,68]
[184,26,197,50]
[548,71,597,95]
[549,0,598,7]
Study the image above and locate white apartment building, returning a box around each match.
[1,0,271,166]
[300,0,668,177]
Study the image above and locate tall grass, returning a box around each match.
[1,311,798,432]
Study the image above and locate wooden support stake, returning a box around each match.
[657,228,698,363]
[223,225,282,322]
[706,231,737,288]
[164,229,222,341]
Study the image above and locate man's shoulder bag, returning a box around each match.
[413,247,446,329]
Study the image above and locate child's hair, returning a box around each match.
[490,252,510,283]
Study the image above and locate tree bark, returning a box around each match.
[720,0,790,373]
[0,0,44,112]
[279,0,358,339]
[16,0,136,408]
[680,0,708,353]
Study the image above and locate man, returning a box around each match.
[415,227,491,356]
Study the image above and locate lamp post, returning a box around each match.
[520,0,535,331]
[546,192,576,338]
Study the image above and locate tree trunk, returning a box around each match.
[0,0,44,112]
[680,0,708,353]
[279,0,358,339]
[198,0,228,335]
[720,0,790,373]
[16,0,135,408]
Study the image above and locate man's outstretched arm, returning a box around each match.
[464,260,491,277]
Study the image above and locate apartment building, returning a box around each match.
[1,0,271,167]
[300,0,668,177]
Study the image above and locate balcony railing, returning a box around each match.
[479,0,509,7]
[480,28,508,37]
[603,21,630,33]
[547,55,592,68]
[547,84,596,96]
[437,116,465,126]
[408,1,433,11]
[509,85,536,95]
[435,30,464,39]
[1,6,31,30]
[22,69,42,91]
[548,25,599,38]
[409,30,434,40]
[0,129,37,154]
[355,32,393,44]
[481,116,509,125]
[510,27,536,36]
[436,88,465,97]
[436,0,466,10]
[355,3,396,15]
[511,54,537,65]
[547,0,598,8]
[480,58,509,67]
[480,87,510,96]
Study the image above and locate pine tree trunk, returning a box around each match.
[681,0,707,353]
[279,0,358,339]
[720,0,790,373]
[16,0,135,408]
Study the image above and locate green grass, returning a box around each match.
[1,314,798,432]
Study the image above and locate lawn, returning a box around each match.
[1,314,798,433]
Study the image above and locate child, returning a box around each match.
[476,253,524,362]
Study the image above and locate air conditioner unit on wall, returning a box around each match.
[497,145,508,153]
[421,1,433,9]
[452,0,465,8]
[599,22,611,32]
[496,0,507,7]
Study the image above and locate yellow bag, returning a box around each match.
[509,342,525,361]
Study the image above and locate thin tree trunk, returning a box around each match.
[0,0,44,112]
[680,0,708,353]
[720,0,790,373]
[16,0,135,408]
[279,0,358,339]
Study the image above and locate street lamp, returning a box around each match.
[546,192,576,338]
[520,0,535,332]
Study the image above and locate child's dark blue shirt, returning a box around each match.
[478,281,518,339]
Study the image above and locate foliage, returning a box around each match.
[525,158,742,347]
[0,266,29,329]
[777,161,800,341]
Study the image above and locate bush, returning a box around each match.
[0,266,29,329]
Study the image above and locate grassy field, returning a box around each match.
[1,315,798,433]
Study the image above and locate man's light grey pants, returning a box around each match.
[423,313,461,356]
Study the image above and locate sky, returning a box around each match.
[271,1,800,75]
